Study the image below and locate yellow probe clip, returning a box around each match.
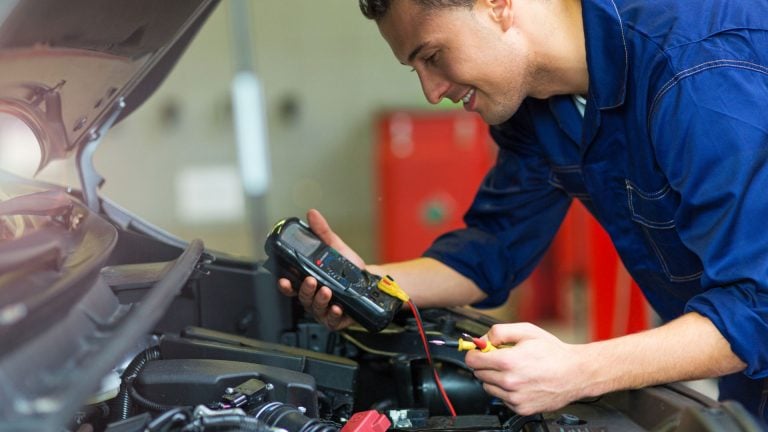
[377,275,410,302]
[457,334,498,352]
[457,339,478,351]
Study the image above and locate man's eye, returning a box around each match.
[424,53,438,65]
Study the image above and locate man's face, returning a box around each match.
[378,0,530,125]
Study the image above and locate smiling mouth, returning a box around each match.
[461,88,475,105]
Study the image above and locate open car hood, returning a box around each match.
[0,0,218,353]
[0,0,218,173]
[0,1,219,430]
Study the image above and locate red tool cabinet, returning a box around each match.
[374,110,649,341]
[374,110,495,263]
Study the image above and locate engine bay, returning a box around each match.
[1,190,759,431]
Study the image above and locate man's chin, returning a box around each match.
[479,103,522,125]
[481,111,515,126]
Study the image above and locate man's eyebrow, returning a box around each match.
[407,42,428,64]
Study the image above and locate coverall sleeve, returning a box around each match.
[423,104,571,308]
[651,64,768,378]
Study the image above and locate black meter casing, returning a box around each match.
[264,217,403,333]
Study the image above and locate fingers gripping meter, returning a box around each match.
[264,217,405,333]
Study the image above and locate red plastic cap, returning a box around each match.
[341,410,392,432]
[472,337,487,350]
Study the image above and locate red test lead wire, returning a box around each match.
[378,276,457,417]
[407,299,457,417]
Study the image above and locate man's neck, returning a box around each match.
[524,0,589,97]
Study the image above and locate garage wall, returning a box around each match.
[96,1,433,260]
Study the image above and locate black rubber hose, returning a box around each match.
[252,402,338,432]
[114,346,162,420]
[146,407,192,431]
[129,384,179,412]
[180,415,274,432]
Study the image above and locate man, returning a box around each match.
[278,0,768,421]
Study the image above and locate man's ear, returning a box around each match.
[484,0,513,31]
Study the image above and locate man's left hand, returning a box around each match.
[464,322,589,415]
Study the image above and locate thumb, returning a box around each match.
[306,209,366,268]
[486,322,554,346]
[306,208,337,244]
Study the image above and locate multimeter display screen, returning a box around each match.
[282,222,322,257]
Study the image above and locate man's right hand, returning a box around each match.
[276,208,360,331]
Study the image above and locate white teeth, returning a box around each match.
[461,89,474,104]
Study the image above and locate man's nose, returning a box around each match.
[418,70,450,105]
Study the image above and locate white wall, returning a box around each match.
[96,1,433,260]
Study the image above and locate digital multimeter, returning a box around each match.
[264,217,404,333]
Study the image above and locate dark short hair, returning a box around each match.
[359,0,475,21]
